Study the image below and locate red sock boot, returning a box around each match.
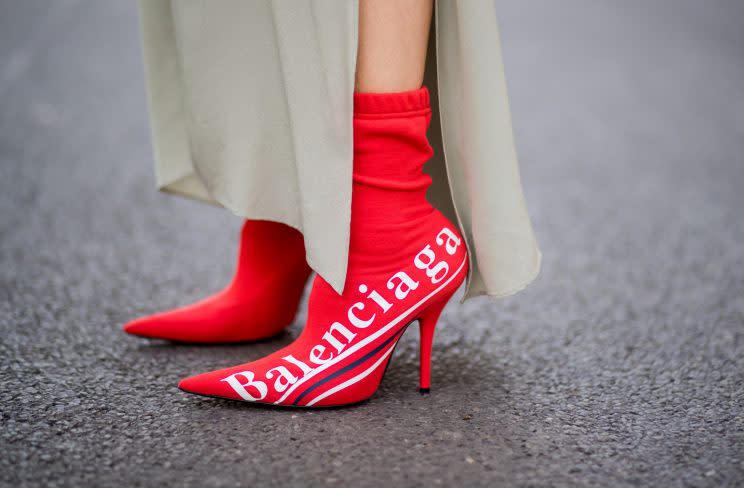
[123,220,312,343]
[178,87,468,406]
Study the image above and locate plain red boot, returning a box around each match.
[178,87,468,406]
[123,220,312,343]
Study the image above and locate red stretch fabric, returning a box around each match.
[123,220,312,342]
[178,87,468,407]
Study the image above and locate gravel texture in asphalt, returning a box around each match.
[1,1,743,486]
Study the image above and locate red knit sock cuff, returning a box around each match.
[354,86,430,116]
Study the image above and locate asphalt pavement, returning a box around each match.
[1,0,742,486]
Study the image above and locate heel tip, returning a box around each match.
[419,388,430,395]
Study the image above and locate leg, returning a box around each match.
[177,0,469,407]
[355,0,433,92]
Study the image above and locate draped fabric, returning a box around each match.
[138,0,541,300]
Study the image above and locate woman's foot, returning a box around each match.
[178,87,468,406]
[123,220,312,343]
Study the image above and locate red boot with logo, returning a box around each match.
[123,220,312,343]
[178,87,468,406]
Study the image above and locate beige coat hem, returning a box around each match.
[139,0,541,301]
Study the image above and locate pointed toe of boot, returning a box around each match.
[123,316,160,338]
[122,311,195,342]
[178,369,250,402]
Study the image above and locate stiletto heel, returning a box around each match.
[418,296,450,394]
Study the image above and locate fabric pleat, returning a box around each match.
[137,0,542,300]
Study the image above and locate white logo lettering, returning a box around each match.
[221,371,268,401]
[436,227,461,255]
[266,366,299,393]
[414,245,449,283]
[387,271,419,300]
